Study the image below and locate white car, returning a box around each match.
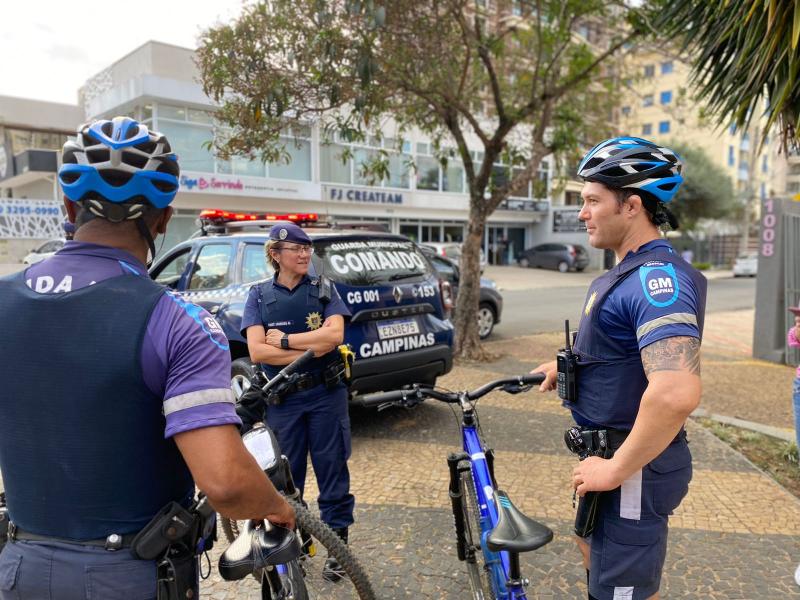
[732,252,758,277]
[421,242,487,272]
[22,239,65,265]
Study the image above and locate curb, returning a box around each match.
[691,407,796,444]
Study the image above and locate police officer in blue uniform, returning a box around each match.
[533,137,706,600]
[241,222,354,581]
[0,117,293,600]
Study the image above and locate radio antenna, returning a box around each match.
[564,319,572,352]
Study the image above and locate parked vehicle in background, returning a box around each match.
[517,243,589,272]
[22,239,65,265]
[420,246,503,339]
[732,252,758,277]
[148,210,455,399]
[420,242,487,273]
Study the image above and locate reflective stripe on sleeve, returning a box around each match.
[163,388,235,416]
[635,312,698,341]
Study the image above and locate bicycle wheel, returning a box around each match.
[220,498,376,600]
[459,466,494,600]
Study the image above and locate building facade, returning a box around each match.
[0,41,607,266]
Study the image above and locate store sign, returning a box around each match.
[327,186,404,205]
[179,171,320,201]
[552,208,585,233]
[0,199,64,239]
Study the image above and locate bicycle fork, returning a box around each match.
[447,452,471,562]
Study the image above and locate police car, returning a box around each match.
[149,210,455,398]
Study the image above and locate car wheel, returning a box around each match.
[231,358,255,400]
[477,303,496,339]
[557,261,569,273]
[576,266,585,272]
[519,257,530,268]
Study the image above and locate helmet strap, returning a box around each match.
[135,218,157,267]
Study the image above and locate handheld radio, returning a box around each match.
[556,319,578,403]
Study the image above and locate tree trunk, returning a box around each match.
[453,199,487,360]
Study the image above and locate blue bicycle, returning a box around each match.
[360,373,553,600]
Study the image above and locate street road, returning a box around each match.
[493,275,755,339]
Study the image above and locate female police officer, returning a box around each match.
[241,222,354,581]
[532,137,706,600]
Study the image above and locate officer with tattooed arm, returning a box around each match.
[531,137,706,600]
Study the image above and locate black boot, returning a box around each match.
[322,527,348,582]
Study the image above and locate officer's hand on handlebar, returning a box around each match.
[530,360,558,392]
[266,496,296,531]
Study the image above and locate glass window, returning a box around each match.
[241,243,274,284]
[642,124,653,135]
[621,106,631,116]
[416,155,440,190]
[762,155,768,173]
[386,152,411,189]
[353,147,381,186]
[188,244,232,290]
[315,238,433,286]
[728,145,735,166]
[643,64,655,78]
[156,120,214,173]
[491,165,509,190]
[187,108,214,125]
[642,95,654,107]
[141,104,154,120]
[660,90,672,104]
[159,104,187,121]
[442,160,464,193]
[430,255,457,282]
[660,61,673,75]
[232,155,265,177]
[270,139,311,180]
[658,121,670,134]
[416,142,429,155]
[319,143,351,184]
[399,224,419,241]
[151,248,191,289]
[443,225,463,243]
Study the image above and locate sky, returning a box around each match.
[1,0,246,105]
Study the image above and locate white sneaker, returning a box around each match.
[795,563,800,587]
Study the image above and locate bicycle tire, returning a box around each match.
[220,498,377,600]
[460,465,494,600]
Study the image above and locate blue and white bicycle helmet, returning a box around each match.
[58,117,179,220]
[577,136,683,204]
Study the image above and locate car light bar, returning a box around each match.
[199,209,319,224]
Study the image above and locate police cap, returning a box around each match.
[269,222,312,245]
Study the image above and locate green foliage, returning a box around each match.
[653,0,800,149]
[666,141,738,230]
[691,262,711,271]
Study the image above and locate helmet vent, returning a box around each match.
[82,132,99,147]
[603,166,629,177]
[583,157,604,170]
[100,122,114,137]
[122,151,148,169]
[86,149,110,164]
[135,140,157,154]
[152,179,178,193]
[658,182,677,191]
[98,169,134,188]
[156,160,180,178]
[59,171,80,185]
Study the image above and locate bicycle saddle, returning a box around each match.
[486,490,553,553]
[218,519,301,581]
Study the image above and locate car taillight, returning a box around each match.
[569,246,576,257]
[440,279,454,319]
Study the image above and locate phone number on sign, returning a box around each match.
[0,205,61,216]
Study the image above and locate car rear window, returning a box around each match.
[313,237,433,286]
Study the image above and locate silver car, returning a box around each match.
[22,239,65,265]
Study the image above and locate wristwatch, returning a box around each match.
[280,333,290,350]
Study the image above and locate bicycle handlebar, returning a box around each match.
[356,372,546,408]
[262,349,315,392]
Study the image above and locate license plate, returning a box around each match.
[377,318,419,340]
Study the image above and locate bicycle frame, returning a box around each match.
[462,417,528,600]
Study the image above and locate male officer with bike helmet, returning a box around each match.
[0,117,294,599]
[532,137,706,600]
[241,222,355,582]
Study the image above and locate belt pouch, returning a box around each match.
[573,431,613,538]
[157,551,198,600]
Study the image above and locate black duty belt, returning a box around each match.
[8,523,137,551]
[288,371,325,393]
[579,426,687,453]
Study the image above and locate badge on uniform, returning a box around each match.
[639,262,680,307]
[584,290,597,316]
[279,228,288,240]
[305,311,322,330]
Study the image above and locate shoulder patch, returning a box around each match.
[639,262,680,307]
